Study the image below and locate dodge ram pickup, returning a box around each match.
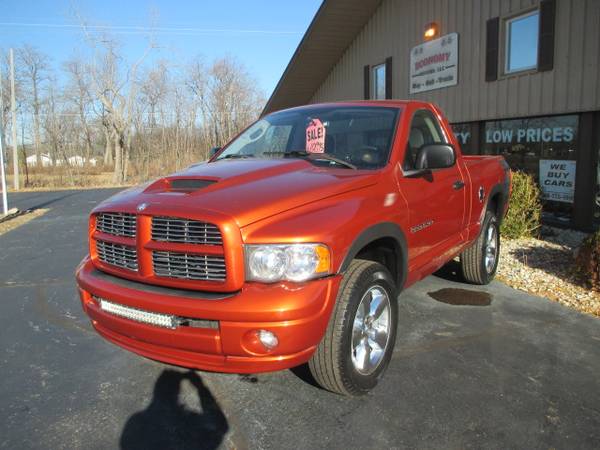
[76,100,511,395]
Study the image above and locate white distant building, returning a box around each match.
[26,154,52,167]
[26,154,99,167]
[68,155,86,167]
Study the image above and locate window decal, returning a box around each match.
[306,118,326,153]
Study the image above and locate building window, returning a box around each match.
[505,10,539,74]
[483,115,578,224]
[372,63,386,100]
[451,123,477,155]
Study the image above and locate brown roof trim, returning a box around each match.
[262,0,383,116]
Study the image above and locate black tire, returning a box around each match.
[460,210,500,285]
[308,260,398,396]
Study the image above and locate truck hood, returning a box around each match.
[96,159,379,227]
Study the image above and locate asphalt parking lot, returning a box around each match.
[1,188,600,449]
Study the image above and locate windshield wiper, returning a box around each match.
[310,153,357,170]
[216,154,253,160]
[262,150,357,170]
[262,150,309,157]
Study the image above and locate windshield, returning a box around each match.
[214,106,401,170]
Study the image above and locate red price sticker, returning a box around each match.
[306,119,326,153]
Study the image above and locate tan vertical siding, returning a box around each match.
[310,0,600,122]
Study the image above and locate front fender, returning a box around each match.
[339,222,408,289]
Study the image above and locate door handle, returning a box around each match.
[453,180,465,190]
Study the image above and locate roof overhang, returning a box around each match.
[262,0,383,116]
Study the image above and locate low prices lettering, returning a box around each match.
[306,118,326,153]
[485,127,575,144]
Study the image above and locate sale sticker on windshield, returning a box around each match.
[306,119,326,153]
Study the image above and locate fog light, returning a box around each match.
[257,330,278,350]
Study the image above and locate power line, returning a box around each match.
[0,22,302,36]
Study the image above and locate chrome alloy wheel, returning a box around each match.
[484,223,498,274]
[351,286,391,375]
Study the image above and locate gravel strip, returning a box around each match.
[498,226,599,317]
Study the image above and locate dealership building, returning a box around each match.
[264,0,600,231]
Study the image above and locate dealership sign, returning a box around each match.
[410,33,458,94]
[539,160,576,203]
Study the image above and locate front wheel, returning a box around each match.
[460,210,500,285]
[308,260,398,396]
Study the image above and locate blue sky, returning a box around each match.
[0,0,322,96]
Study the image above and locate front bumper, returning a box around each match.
[76,256,341,373]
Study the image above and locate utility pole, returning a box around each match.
[0,69,8,215]
[9,48,19,191]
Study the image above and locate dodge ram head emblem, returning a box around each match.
[137,203,149,212]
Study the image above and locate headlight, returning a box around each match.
[245,244,331,282]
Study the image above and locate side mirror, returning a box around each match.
[415,144,455,170]
[209,146,221,158]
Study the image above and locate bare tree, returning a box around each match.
[138,61,168,175]
[17,45,50,166]
[3,35,265,187]
[203,57,263,148]
[100,105,114,166]
[85,36,152,183]
[64,57,95,165]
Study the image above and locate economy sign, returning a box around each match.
[410,33,458,94]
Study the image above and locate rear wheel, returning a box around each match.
[308,260,398,396]
[460,210,500,285]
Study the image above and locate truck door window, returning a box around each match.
[403,109,448,170]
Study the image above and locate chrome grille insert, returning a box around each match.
[151,216,222,245]
[96,213,136,238]
[96,240,138,271]
[152,251,226,281]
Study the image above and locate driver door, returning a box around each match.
[398,108,467,275]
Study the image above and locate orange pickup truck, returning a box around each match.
[76,100,511,395]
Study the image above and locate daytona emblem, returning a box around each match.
[410,220,434,233]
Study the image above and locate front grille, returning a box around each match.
[96,240,138,271]
[96,213,136,238]
[152,251,226,281]
[151,216,222,245]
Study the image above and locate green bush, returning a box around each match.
[575,230,600,291]
[500,170,542,239]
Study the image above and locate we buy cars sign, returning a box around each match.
[539,160,576,203]
[410,33,458,94]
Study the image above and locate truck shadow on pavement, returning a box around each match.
[22,191,80,211]
[120,369,228,450]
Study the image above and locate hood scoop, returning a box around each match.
[144,177,218,194]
